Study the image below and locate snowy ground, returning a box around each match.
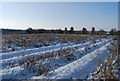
[0,37,117,79]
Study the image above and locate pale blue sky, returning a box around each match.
[0,2,118,31]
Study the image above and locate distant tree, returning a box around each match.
[109,29,117,35]
[65,27,67,34]
[91,27,95,34]
[26,27,33,34]
[70,27,74,34]
[98,29,106,35]
[65,27,67,31]
[38,29,45,33]
[57,29,63,34]
[82,28,88,34]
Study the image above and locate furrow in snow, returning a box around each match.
[1,39,109,69]
[1,41,93,68]
[0,39,107,60]
[0,39,111,79]
[32,41,114,79]
[1,43,75,59]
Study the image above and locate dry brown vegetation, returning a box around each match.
[2,34,111,51]
[18,47,77,76]
[89,45,119,80]
[2,34,88,50]
[2,34,119,79]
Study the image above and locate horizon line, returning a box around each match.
[0,27,118,31]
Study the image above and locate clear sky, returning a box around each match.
[0,2,118,31]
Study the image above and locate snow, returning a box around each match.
[0,38,117,79]
[32,41,114,79]
[1,40,94,69]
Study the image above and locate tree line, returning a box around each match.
[26,27,119,35]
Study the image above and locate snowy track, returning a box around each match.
[1,39,108,69]
[1,39,107,60]
[0,38,116,79]
[36,42,114,79]
[1,42,92,68]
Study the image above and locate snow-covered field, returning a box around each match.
[1,34,117,79]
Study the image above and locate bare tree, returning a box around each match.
[91,27,96,34]
[109,29,117,35]
[82,28,88,34]
[26,27,33,34]
[65,27,67,34]
[70,27,74,34]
